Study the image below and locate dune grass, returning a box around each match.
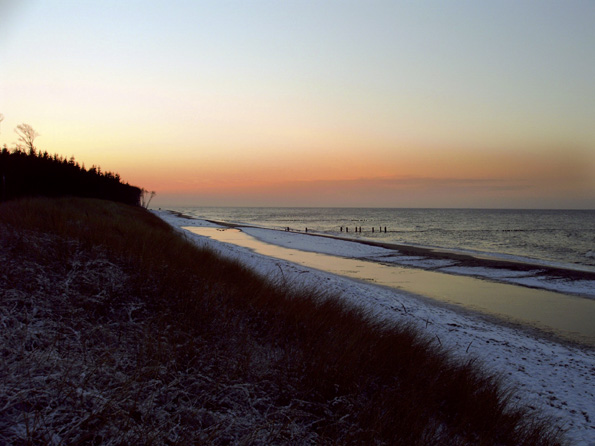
[0,197,566,445]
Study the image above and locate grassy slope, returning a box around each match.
[0,198,566,445]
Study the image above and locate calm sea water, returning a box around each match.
[174,207,595,271]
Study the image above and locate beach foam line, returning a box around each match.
[287,229,595,278]
[166,210,595,299]
[235,226,595,300]
[173,210,595,286]
[170,210,595,299]
[209,213,593,272]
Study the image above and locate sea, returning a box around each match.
[172,207,595,272]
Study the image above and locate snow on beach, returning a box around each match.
[156,211,595,446]
[243,228,595,300]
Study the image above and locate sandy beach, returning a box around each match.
[159,210,595,446]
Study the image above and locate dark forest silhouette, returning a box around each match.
[1,145,142,206]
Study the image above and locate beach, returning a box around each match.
[158,210,595,446]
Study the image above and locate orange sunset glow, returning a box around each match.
[1,1,594,209]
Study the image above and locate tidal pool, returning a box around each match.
[184,226,595,347]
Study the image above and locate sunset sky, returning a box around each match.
[1,1,594,208]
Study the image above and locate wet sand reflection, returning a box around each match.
[184,227,595,347]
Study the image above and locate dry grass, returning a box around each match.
[0,197,566,445]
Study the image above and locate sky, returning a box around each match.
[1,0,594,208]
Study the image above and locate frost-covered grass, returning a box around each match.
[0,198,566,445]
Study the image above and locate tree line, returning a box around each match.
[0,121,145,206]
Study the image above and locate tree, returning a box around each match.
[15,123,38,155]
[140,188,156,208]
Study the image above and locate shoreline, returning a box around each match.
[315,232,595,282]
[186,225,595,349]
[160,210,595,445]
[164,211,595,291]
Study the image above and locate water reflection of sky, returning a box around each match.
[185,226,595,347]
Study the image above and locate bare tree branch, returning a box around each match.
[15,123,39,154]
[140,189,156,208]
